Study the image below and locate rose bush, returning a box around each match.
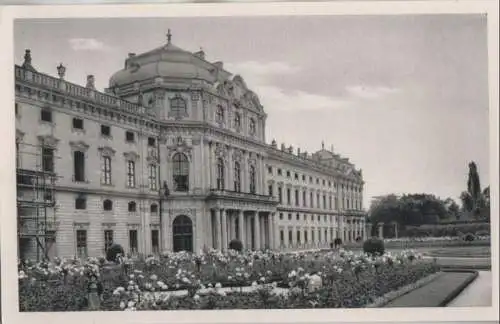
[19,248,439,311]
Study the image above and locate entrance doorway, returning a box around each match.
[172,215,193,252]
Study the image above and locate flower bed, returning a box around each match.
[18,249,439,311]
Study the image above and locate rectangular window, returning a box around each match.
[329,196,332,210]
[148,137,156,147]
[104,230,113,252]
[42,147,54,173]
[72,118,84,130]
[286,171,291,178]
[305,231,308,243]
[15,103,19,116]
[129,230,138,255]
[40,109,52,122]
[294,173,299,180]
[127,161,136,188]
[73,151,85,182]
[268,166,273,174]
[280,230,284,245]
[310,192,313,207]
[101,156,112,185]
[125,131,135,142]
[149,164,157,190]
[295,189,299,206]
[278,187,283,203]
[303,191,307,207]
[288,230,293,245]
[101,125,111,137]
[286,188,291,205]
[296,213,300,220]
[268,184,273,197]
[288,213,292,220]
[277,169,282,176]
[279,213,283,220]
[323,195,326,209]
[297,231,301,244]
[151,229,159,254]
[317,194,320,208]
[76,229,87,258]
[75,195,86,210]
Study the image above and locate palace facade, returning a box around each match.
[15,32,366,260]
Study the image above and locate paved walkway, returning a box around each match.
[447,271,492,307]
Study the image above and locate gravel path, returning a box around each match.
[446,271,492,307]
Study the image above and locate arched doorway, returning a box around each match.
[172,215,193,252]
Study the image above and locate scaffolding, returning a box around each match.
[16,140,61,261]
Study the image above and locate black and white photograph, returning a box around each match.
[0,1,498,324]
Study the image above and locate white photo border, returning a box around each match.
[1,1,498,324]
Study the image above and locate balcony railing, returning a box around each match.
[208,189,278,203]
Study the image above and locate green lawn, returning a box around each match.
[424,246,491,258]
[383,271,477,307]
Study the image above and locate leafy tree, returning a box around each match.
[461,162,489,220]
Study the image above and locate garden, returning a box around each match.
[18,239,441,311]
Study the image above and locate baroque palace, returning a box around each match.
[15,31,366,260]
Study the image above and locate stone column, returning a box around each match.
[378,223,384,239]
[246,216,252,249]
[209,142,216,189]
[221,209,228,251]
[268,213,274,250]
[227,146,233,190]
[215,209,221,250]
[261,156,266,195]
[260,214,266,248]
[238,210,245,249]
[254,212,261,250]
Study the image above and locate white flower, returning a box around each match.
[193,294,200,301]
[215,282,222,289]
[252,281,258,287]
[120,301,126,309]
[127,301,135,308]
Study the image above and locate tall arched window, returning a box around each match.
[249,165,256,194]
[103,199,113,211]
[169,95,188,119]
[128,201,137,213]
[216,105,225,124]
[172,153,189,192]
[233,161,241,192]
[216,158,225,190]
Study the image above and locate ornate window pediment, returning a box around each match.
[124,151,140,161]
[168,94,188,120]
[69,140,89,152]
[38,134,59,148]
[98,146,116,157]
[214,143,228,160]
[232,149,242,162]
[167,136,192,160]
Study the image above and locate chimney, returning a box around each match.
[214,61,224,70]
[297,148,301,156]
[288,146,293,154]
[86,75,95,90]
[271,139,277,148]
[281,143,285,151]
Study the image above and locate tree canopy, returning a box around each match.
[368,193,451,227]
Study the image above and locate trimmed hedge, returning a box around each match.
[402,223,490,238]
[363,237,385,256]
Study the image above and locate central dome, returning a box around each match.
[108,34,219,88]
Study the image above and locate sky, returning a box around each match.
[13,15,491,208]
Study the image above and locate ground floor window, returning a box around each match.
[151,229,159,254]
[129,229,138,255]
[76,229,87,258]
[104,230,113,252]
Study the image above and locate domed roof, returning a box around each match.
[108,33,218,88]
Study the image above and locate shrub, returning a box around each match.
[334,238,342,248]
[228,239,243,252]
[363,237,385,256]
[105,244,124,263]
[463,233,475,242]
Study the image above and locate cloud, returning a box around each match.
[256,85,351,112]
[346,85,400,99]
[225,61,301,85]
[68,38,109,51]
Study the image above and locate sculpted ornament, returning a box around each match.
[214,143,228,159]
[167,136,192,159]
[232,149,243,162]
